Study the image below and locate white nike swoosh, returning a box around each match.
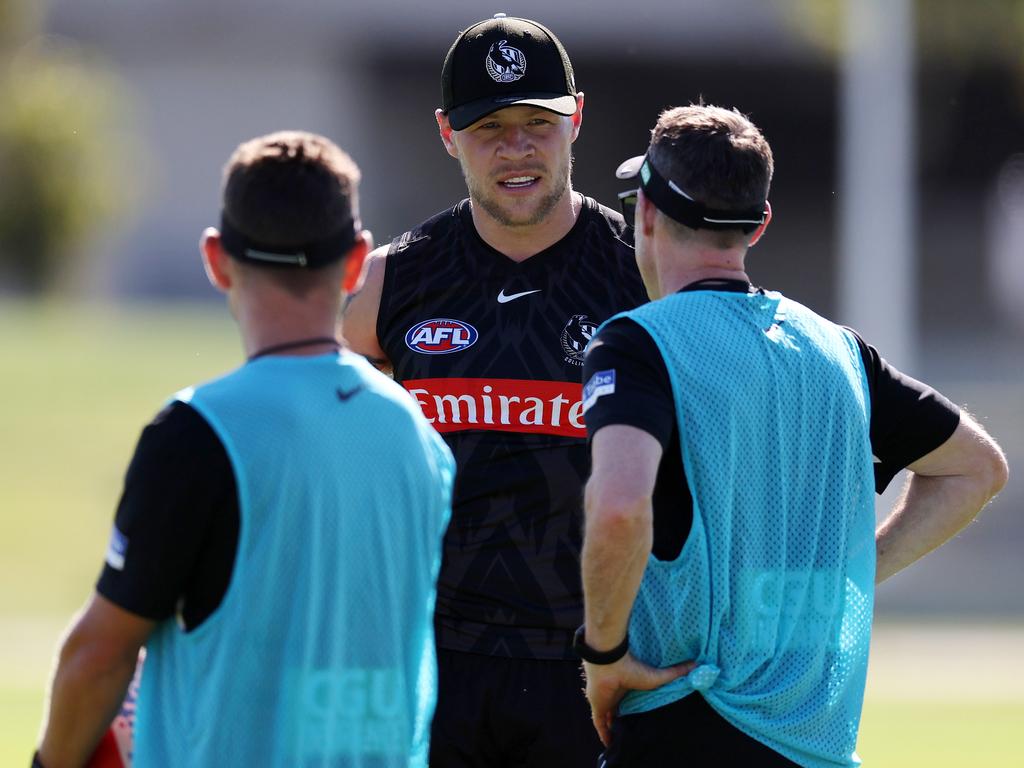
[497,288,542,304]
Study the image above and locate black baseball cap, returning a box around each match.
[441,13,578,131]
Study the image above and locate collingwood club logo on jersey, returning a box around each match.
[405,319,479,355]
[485,40,526,83]
[561,314,597,366]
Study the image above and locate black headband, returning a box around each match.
[625,155,767,234]
[219,212,359,268]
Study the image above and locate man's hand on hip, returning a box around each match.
[583,653,694,746]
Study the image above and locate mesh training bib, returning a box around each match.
[134,352,453,767]
[612,290,875,768]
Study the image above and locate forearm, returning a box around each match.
[38,632,139,767]
[876,414,1008,584]
[581,489,652,648]
[876,472,992,584]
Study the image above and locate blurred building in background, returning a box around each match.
[34,0,1024,615]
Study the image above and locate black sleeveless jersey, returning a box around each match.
[377,196,646,659]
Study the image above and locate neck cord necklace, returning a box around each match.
[247,336,340,362]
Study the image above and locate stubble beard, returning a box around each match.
[463,153,574,228]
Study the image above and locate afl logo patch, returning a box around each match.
[485,40,526,83]
[406,319,479,355]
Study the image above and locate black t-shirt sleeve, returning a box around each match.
[846,329,962,493]
[582,318,675,447]
[583,318,692,561]
[96,400,238,629]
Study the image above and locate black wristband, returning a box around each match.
[31,751,45,768]
[573,624,629,664]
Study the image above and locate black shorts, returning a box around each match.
[429,648,602,768]
[602,693,800,767]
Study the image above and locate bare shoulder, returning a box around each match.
[341,244,390,371]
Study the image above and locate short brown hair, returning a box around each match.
[221,130,360,258]
[648,105,773,215]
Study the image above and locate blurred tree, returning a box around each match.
[0,2,142,292]
[782,0,1024,182]
[786,0,1024,69]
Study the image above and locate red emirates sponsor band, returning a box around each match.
[404,378,585,438]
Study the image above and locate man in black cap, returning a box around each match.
[344,13,647,768]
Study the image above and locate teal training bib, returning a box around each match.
[610,291,875,768]
[134,352,453,767]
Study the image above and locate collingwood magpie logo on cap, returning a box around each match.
[486,40,526,83]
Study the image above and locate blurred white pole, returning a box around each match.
[838,0,916,371]
[988,155,1024,334]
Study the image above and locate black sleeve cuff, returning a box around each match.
[582,318,675,449]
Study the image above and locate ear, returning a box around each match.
[200,227,233,293]
[341,229,373,295]
[569,92,584,143]
[436,109,459,159]
[637,188,657,237]
[747,200,772,247]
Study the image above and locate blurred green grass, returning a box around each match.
[859,699,1024,766]
[0,298,239,761]
[0,298,240,618]
[1,299,1020,766]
